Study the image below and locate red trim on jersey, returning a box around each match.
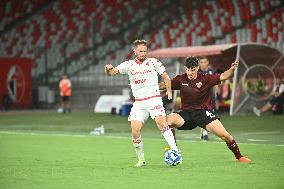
[135,95,161,101]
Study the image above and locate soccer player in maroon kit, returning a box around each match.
[161,57,251,163]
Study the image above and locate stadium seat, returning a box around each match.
[0,0,283,86]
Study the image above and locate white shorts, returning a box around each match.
[128,96,166,123]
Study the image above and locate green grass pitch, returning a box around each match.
[0,112,284,189]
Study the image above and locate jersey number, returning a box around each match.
[206,111,215,118]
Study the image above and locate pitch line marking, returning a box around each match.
[0,130,283,146]
[247,139,268,142]
[242,131,281,135]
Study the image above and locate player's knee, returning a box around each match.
[167,113,176,125]
[154,116,166,128]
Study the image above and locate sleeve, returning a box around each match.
[116,61,129,74]
[153,58,166,75]
[171,75,181,90]
[206,74,221,87]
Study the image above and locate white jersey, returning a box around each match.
[116,58,165,99]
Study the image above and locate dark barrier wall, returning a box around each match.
[0,58,33,109]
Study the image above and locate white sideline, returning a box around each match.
[242,131,281,135]
[0,130,283,146]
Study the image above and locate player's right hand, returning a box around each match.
[105,64,114,72]
[166,91,172,100]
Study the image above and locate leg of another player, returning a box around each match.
[205,119,252,163]
[66,99,71,113]
[60,98,64,113]
[167,113,185,129]
[131,120,146,167]
[253,102,272,116]
[200,128,209,141]
[260,102,272,113]
[155,115,178,150]
[63,100,67,113]
[164,113,185,150]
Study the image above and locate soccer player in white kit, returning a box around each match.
[105,40,179,167]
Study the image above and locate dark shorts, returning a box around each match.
[62,96,70,102]
[177,109,219,130]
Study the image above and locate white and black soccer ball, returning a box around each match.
[164,149,182,166]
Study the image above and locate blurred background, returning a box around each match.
[0,0,283,115]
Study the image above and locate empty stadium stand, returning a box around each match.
[0,0,283,109]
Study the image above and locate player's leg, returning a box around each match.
[205,119,251,163]
[260,102,272,112]
[64,100,68,113]
[167,112,185,128]
[167,112,184,142]
[130,120,146,167]
[66,97,71,113]
[128,104,148,167]
[200,128,209,141]
[155,115,178,150]
[149,99,179,150]
[253,101,272,116]
[61,96,66,113]
[163,112,187,151]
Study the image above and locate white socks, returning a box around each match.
[132,136,145,160]
[161,126,178,150]
[132,126,178,162]
[201,128,208,135]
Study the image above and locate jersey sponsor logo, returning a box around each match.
[134,79,146,84]
[196,82,202,88]
[130,69,152,75]
[182,83,188,86]
[154,105,163,110]
[206,111,215,118]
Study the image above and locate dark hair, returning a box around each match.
[133,39,147,47]
[184,56,199,68]
[198,56,208,61]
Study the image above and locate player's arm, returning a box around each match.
[105,64,120,76]
[220,61,238,81]
[159,82,166,90]
[161,72,172,100]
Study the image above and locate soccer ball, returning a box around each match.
[57,108,63,113]
[164,149,182,166]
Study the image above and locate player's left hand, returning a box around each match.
[231,61,239,69]
[166,91,172,100]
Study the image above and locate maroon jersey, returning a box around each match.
[172,73,220,111]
